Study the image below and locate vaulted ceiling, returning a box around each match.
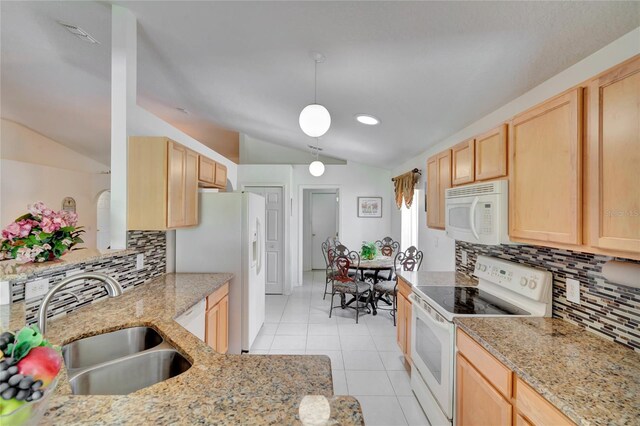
[1,1,638,168]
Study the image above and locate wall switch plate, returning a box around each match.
[0,281,11,305]
[136,253,144,271]
[566,278,581,304]
[461,250,468,266]
[25,278,50,300]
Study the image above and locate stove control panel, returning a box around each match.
[473,255,552,302]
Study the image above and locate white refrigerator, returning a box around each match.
[176,190,266,354]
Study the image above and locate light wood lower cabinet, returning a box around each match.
[457,353,512,426]
[128,137,199,230]
[205,283,229,354]
[586,56,640,254]
[396,277,412,366]
[427,149,452,229]
[509,88,583,245]
[456,329,575,426]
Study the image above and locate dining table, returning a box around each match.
[346,255,395,315]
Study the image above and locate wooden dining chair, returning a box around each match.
[373,246,423,326]
[328,246,372,324]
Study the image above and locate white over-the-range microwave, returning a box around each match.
[444,179,512,245]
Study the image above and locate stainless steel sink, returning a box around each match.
[63,327,163,369]
[68,349,191,395]
[62,326,191,395]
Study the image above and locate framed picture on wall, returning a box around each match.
[357,197,382,218]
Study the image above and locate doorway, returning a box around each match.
[303,188,339,271]
[96,190,111,250]
[244,186,285,294]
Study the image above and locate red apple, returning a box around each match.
[16,346,62,387]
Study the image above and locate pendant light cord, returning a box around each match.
[314,59,317,104]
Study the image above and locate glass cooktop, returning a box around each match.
[415,286,531,316]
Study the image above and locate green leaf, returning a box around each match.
[11,326,44,361]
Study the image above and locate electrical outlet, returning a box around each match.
[461,250,468,266]
[566,278,581,304]
[25,278,50,300]
[136,253,145,271]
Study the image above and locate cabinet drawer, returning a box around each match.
[456,329,512,398]
[397,277,412,300]
[206,282,229,311]
[515,378,574,426]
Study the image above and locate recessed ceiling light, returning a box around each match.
[355,114,380,125]
[58,21,100,44]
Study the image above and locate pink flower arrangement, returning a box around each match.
[0,202,84,263]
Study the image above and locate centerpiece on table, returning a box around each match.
[360,241,377,260]
[0,202,84,263]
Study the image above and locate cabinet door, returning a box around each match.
[215,162,227,188]
[167,141,187,228]
[515,413,533,426]
[426,155,439,228]
[452,138,475,185]
[509,89,583,245]
[396,293,406,354]
[198,155,216,184]
[437,150,452,229]
[184,150,199,227]
[587,57,640,253]
[457,354,512,426]
[475,124,508,181]
[206,303,219,352]
[217,294,229,354]
[404,297,412,364]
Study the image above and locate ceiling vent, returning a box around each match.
[58,22,100,44]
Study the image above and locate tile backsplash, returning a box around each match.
[455,241,640,352]
[8,231,166,325]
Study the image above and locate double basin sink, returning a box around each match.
[62,327,191,395]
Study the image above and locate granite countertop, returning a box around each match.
[0,248,135,281]
[455,317,640,426]
[3,273,363,425]
[397,270,478,288]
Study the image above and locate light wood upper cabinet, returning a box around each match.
[456,353,512,426]
[475,124,508,181]
[215,162,228,188]
[427,150,452,229]
[198,155,217,185]
[128,137,199,230]
[586,57,640,254]
[509,89,583,245]
[452,138,475,185]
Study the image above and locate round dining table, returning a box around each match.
[346,256,395,315]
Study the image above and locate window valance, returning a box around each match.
[392,168,421,209]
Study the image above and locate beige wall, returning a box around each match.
[0,119,110,248]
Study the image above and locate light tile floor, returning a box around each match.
[251,271,430,426]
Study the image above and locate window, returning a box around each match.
[401,189,419,252]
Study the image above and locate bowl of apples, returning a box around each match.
[0,326,62,426]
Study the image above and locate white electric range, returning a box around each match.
[410,255,553,426]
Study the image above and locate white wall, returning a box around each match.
[0,119,110,248]
[391,27,640,272]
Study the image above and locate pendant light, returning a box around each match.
[308,142,325,177]
[299,53,331,138]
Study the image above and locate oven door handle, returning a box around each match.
[469,196,480,241]
[411,294,450,329]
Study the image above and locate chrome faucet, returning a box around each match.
[37,272,123,335]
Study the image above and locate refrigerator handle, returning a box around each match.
[256,218,263,275]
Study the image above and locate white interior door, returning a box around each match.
[245,186,284,294]
[311,192,338,269]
